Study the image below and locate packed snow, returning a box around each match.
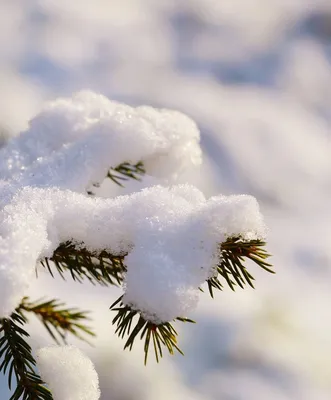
[36,346,100,400]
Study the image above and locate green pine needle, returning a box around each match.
[107,161,145,187]
[207,237,273,297]
[19,297,95,345]
[40,242,127,287]
[109,296,195,365]
[88,161,146,195]
[0,312,52,400]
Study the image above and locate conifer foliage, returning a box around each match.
[0,91,273,399]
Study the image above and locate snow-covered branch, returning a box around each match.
[0,184,265,322]
[0,90,273,398]
[0,90,201,191]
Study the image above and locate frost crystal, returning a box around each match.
[36,346,100,400]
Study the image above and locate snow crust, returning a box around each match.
[0,91,265,321]
[36,346,100,400]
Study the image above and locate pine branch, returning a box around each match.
[109,238,272,363]
[40,241,126,287]
[109,296,195,365]
[107,161,145,187]
[38,237,272,365]
[18,297,95,345]
[87,161,146,194]
[0,312,52,400]
[207,237,273,297]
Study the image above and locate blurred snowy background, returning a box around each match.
[1,0,331,399]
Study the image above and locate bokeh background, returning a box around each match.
[1,1,331,399]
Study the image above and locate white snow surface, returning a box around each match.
[0,90,202,191]
[36,346,100,400]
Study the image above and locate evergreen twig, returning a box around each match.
[107,161,145,187]
[19,297,95,345]
[38,237,272,363]
[0,312,52,400]
[108,238,272,363]
[207,237,273,297]
[109,296,195,365]
[40,241,126,287]
[87,161,145,195]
